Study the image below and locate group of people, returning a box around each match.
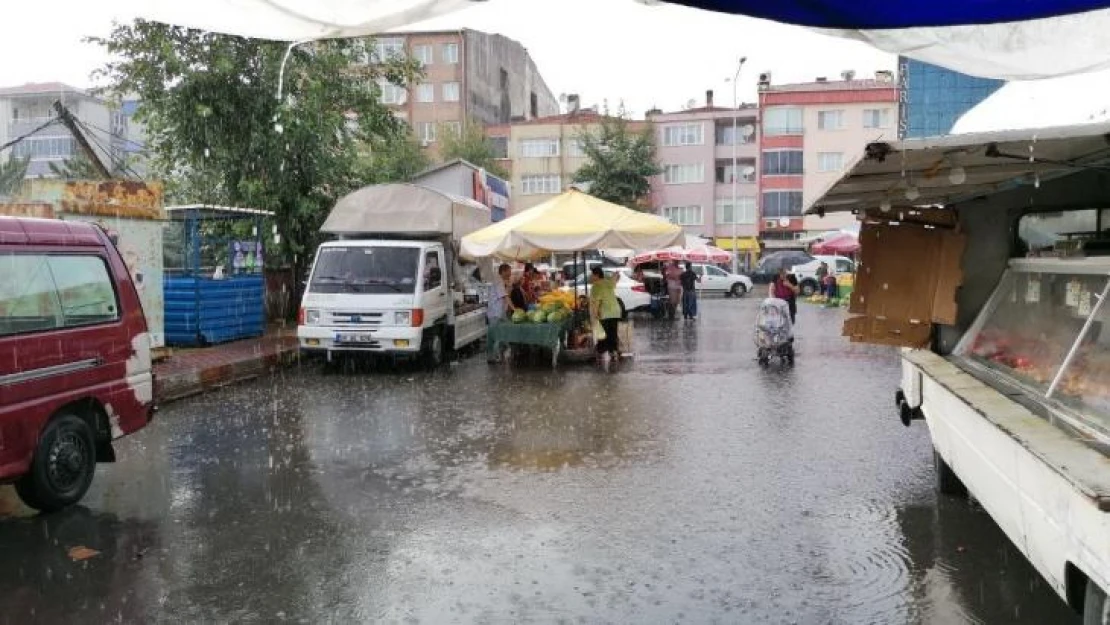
[661,261,701,320]
[486,262,623,365]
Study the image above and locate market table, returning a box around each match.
[487,318,572,368]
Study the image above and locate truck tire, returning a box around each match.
[1085,580,1109,625]
[800,279,818,297]
[16,412,97,512]
[934,450,968,497]
[422,328,445,369]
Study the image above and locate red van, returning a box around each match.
[0,217,155,512]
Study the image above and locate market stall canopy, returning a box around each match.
[460,189,683,261]
[811,233,859,255]
[806,121,1110,217]
[85,0,1110,81]
[321,183,490,237]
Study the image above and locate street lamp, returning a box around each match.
[730,56,747,274]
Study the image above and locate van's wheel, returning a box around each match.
[15,413,97,512]
[423,328,445,369]
[730,283,747,297]
[934,450,968,497]
[1085,580,1109,625]
[800,280,817,297]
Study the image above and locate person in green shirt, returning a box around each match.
[589,266,622,362]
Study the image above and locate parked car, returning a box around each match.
[746,251,815,284]
[691,263,753,297]
[0,217,155,512]
[791,255,856,296]
[563,268,651,317]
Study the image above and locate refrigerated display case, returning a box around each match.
[953,258,1110,444]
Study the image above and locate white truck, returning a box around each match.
[809,124,1110,623]
[297,184,491,367]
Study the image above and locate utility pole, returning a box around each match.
[53,100,112,179]
[731,56,747,274]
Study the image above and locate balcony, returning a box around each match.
[7,118,68,139]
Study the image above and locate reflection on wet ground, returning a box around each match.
[0,298,1078,624]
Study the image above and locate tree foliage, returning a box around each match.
[0,155,30,196]
[48,154,107,180]
[90,21,420,272]
[359,130,430,184]
[572,109,661,209]
[437,118,508,179]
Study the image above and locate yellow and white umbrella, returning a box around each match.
[460,189,683,261]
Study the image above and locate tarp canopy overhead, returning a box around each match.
[811,233,859,255]
[322,183,490,237]
[460,189,683,261]
[806,121,1110,216]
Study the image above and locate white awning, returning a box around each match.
[806,121,1110,215]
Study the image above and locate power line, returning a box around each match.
[73,117,144,181]
[0,117,61,154]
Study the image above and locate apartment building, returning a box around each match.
[649,90,761,268]
[757,72,898,247]
[371,30,558,154]
[0,83,133,179]
[486,101,650,214]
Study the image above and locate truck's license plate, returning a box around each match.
[335,332,374,343]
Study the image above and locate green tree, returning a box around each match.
[48,154,107,180]
[0,155,30,196]
[572,109,661,209]
[438,118,509,179]
[90,21,420,283]
[359,130,430,183]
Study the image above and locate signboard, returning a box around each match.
[473,169,510,222]
[898,56,910,139]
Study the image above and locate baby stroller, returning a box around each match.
[754,297,795,366]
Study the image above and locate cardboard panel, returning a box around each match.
[843,221,964,348]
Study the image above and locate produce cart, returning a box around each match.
[462,189,683,367]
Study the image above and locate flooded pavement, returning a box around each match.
[0,297,1077,624]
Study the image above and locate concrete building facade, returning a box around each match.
[371,30,558,155]
[758,73,898,247]
[0,83,133,179]
[648,91,760,263]
[487,105,650,215]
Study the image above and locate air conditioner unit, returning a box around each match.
[758,72,772,85]
[764,219,778,229]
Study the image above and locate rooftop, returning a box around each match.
[761,79,896,93]
[490,109,642,128]
[0,82,89,97]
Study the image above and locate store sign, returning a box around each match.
[474,169,510,222]
[897,57,910,139]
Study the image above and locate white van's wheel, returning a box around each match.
[1086,581,1109,625]
[934,450,968,497]
[423,329,444,368]
[16,413,97,512]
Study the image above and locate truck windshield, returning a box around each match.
[309,246,419,294]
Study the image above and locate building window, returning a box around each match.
[762,191,804,218]
[413,44,433,66]
[661,123,704,147]
[521,174,561,195]
[817,110,845,130]
[442,42,459,64]
[662,205,703,226]
[415,83,435,103]
[372,38,405,62]
[567,139,587,158]
[716,121,757,145]
[442,82,460,102]
[662,163,705,185]
[863,108,892,129]
[11,136,78,159]
[715,198,757,225]
[488,136,509,159]
[715,159,756,183]
[376,80,407,105]
[762,150,803,175]
[519,138,559,158]
[817,152,844,172]
[442,121,462,137]
[417,122,436,144]
[762,107,803,136]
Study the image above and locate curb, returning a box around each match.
[155,343,300,405]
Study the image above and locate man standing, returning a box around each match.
[680,262,700,320]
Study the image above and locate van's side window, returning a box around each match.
[0,254,64,336]
[424,251,442,290]
[47,256,119,328]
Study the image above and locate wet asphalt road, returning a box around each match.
[0,297,1079,624]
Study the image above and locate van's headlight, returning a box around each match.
[306,309,320,324]
[394,310,411,326]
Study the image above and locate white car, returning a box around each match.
[691,263,753,297]
[562,268,651,316]
[791,255,856,296]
